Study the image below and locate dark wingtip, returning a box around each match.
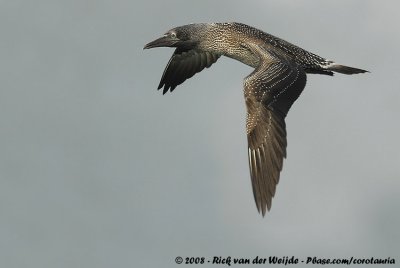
[262,209,267,217]
[257,204,268,217]
[162,87,168,95]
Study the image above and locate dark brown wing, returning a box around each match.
[243,43,307,216]
[158,48,220,94]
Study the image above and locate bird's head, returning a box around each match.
[144,24,204,50]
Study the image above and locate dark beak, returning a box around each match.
[143,35,180,49]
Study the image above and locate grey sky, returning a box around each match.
[0,1,399,267]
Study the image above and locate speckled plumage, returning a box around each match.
[144,22,367,216]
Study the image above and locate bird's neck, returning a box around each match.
[197,23,259,68]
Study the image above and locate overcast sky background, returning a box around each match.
[1,1,399,267]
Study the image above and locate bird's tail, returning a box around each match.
[325,63,368,75]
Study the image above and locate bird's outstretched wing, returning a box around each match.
[158,48,220,94]
[243,43,307,215]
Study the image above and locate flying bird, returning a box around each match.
[144,22,367,216]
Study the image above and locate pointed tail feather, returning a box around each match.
[326,63,369,75]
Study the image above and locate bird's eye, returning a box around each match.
[170,32,177,38]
